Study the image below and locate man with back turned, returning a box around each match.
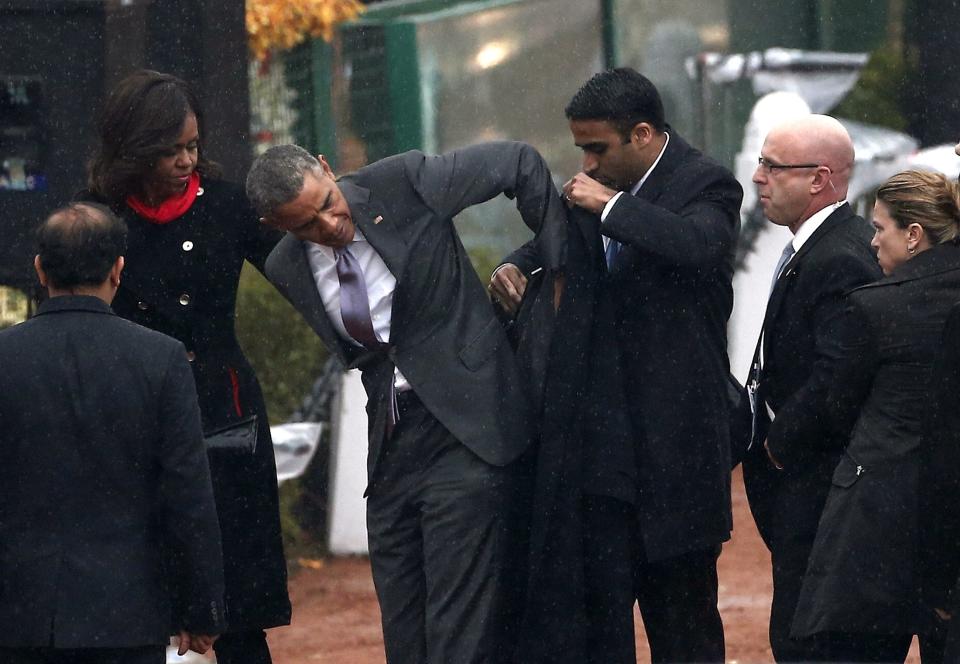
[0,203,225,664]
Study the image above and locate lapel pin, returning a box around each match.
[374,215,384,225]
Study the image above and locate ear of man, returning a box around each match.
[630,122,655,149]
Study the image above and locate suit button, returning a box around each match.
[137,301,148,311]
[179,294,191,306]
[182,240,194,251]
[185,351,196,362]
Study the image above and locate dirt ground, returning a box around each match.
[266,467,921,663]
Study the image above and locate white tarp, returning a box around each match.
[326,370,370,554]
[271,422,323,484]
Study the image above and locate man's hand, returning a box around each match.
[177,630,219,656]
[764,438,784,470]
[562,172,617,214]
[489,264,527,315]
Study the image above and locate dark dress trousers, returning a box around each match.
[265,141,567,664]
[0,296,225,659]
[503,130,743,663]
[742,203,881,661]
[792,244,960,661]
[80,179,291,632]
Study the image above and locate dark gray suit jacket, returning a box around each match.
[265,141,567,488]
[0,296,225,648]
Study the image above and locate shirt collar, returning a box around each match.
[792,200,846,252]
[630,132,670,196]
[307,229,367,261]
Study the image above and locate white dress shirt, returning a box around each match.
[306,231,410,391]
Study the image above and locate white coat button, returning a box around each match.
[179,294,191,306]
[196,187,204,196]
[137,301,148,310]
[182,240,194,251]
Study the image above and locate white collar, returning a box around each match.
[630,132,670,196]
[307,229,367,260]
[792,200,845,252]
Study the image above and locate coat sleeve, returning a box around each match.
[920,303,960,610]
[238,188,284,274]
[822,300,879,436]
[498,239,543,276]
[405,141,568,270]
[766,259,879,467]
[156,342,227,634]
[601,164,742,269]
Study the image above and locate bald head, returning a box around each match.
[766,114,854,189]
[754,114,855,232]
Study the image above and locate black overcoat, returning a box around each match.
[504,131,743,562]
[81,178,290,630]
[0,296,225,648]
[793,243,960,637]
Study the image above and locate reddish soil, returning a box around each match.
[267,468,921,663]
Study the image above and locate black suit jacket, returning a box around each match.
[0,296,225,648]
[742,203,880,550]
[266,141,567,489]
[504,130,743,562]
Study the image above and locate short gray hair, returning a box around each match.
[245,144,324,217]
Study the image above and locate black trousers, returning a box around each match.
[0,645,164,664]
[582,495,725,664]
[213,629,272,664]
[366,393,525,664]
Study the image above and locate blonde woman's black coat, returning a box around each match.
[793,243,960,637]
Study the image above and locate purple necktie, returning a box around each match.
[334,245,381,349]
[334,244,398,438]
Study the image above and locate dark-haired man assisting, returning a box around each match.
[492,68,742,663]
[0,203,225,664]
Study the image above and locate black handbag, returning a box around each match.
[204,415,258,454]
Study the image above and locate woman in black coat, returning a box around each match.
[81,70,289,663]
[791,170,960,662]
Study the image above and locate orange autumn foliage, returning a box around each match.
[247,0,364,61]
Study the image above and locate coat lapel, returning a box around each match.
[761,203,855,336]
[340,178,411,340]
[340,179,409,282]
[632,126,686,205]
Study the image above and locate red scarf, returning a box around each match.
[126,172,201,224]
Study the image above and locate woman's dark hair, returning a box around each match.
[37,202,128,289]
[87,70,220,205]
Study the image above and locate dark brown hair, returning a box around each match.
[87,70,220,205]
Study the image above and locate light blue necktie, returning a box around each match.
[770,242,796,294]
